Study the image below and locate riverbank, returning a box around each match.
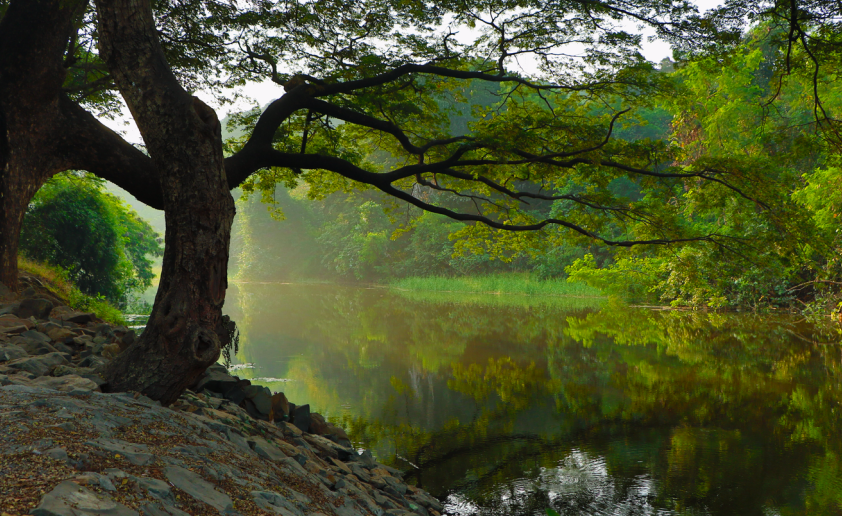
[0,278,441,515]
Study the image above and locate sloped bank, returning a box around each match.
[0,280,443,516]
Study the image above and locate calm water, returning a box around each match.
[223,283,842,516]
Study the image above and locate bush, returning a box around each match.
[19,173,162,307]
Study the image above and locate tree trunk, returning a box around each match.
[0,0,86,291]
[95,0,235,404]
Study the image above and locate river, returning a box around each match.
[223,282,842,516]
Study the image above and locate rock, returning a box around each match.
[0,314,33,330]
[0,303,19,316]
[7,352,69,376]
[292,403,311,433]
[164,465,235,513]
[63,312,96,325]
[310,412,329,435]
[16,298,54,319]
[20,339,59,356]
[223,386,248,405]
[31,480,137,516]
[251,490,306,516]
[79,354,108,368]
[140,503,190,516]
[245,385,272,415]
[45,447,69,461]
[102,343,122,359]
[248,436,287,462]
[0,324,28,335]
[270,392,289,421]
[193,369,240,395]
[47,326,76,342]
[119,330,136,350]
[0,344,28,362]
[33,375,99,392]
[21,329,52,343]
[87,438,155,466]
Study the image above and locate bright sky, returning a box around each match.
[101,0,724,145]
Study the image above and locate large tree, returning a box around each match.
[1,0,837,403]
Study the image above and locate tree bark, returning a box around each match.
[95,0,235,404]
[0,0,88,290]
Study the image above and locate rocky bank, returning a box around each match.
[0,275,443,516]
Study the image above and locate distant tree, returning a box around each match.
[19,173,162,306]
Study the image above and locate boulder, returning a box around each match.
[0,314,33,330]
[270,392,289,421]
[7,352,70,376]
[309,413,330,435]
[32,374,99,392]
[193,369,241,396]
[46,326,76,342]
[0,344,28,362]
[16,298,53,319]
[32,480,137,516]
[63,312,95,325]
[18,339,59,356]
[21,329,51,343]
[292,403,311,433]
[244,384,272,415]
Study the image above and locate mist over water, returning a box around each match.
[224,283,842,516]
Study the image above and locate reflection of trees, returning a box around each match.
[227,284,842,515]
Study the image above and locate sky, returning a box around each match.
[100,0,725,145]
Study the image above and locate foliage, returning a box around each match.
[19,172,163,307]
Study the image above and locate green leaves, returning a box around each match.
[20,172,163,307]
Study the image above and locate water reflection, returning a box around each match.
[224,283,842,516]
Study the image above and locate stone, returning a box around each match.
[164,465,235,513]
[270,392,289,421]
[21,329,52,343]
[0,344,28,362]
[0,314,33,330]
[20,339,59,356]
[79,354,108,368]
[120,330,136,349]
[0,303,19,316]
[292,403,311,433]
[140,503,191,516]
[33,374,99,392]
[47,326,76,342]
[0,324,28,334]
[251,491,306,516]
[31,480,137,516]
[224,386,248,405]
[310,413,329,435]
[17,298,54,320]
[87,438,155,466]
[248,436,287,462]
[244,384,273,415]
[45,447,69,461]
[102,343,122,359]
[63,312,96,325]
[358,450,378,468]
[6,352,69,376]
[193,369,240,395]
[52,365,96,377]
[137,477,173,501]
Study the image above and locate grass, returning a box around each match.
[18,257,126,325]
[388,273,605,310]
